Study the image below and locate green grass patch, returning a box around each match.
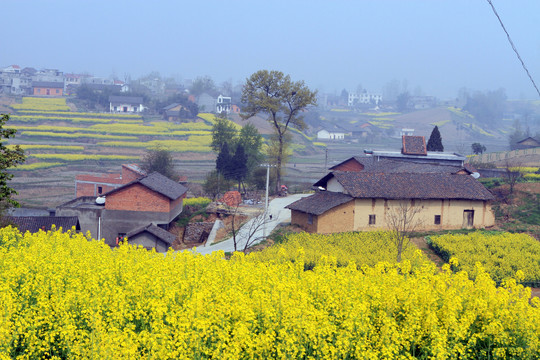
[430,120,450,127]
[98,136,212,152]
[10,162,65,170]
[29,154,138,161]
[20,131,137,141]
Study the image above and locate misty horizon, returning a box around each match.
[3,0,540,100]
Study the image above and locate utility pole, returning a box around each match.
[325,147,328,170]
[260,163,276,240]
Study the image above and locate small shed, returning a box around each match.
[126,223,176,252]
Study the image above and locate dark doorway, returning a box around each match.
[463,210,474,228]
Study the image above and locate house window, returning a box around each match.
[97,186,103,194]
[56,89,59,93]
[369,214,376,225]
[307,214,313,225]
[434,215,441,225]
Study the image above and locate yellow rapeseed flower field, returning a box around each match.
[11,97,70,112]
[428,231,540,286]
[1,227,539,359]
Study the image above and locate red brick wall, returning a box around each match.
[76,182,119,197]
[122,165,145,184]
[171,194,185,210]
[333,159,364,172]
[105,184,170,212]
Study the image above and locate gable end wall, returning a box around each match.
[105,183,170,212]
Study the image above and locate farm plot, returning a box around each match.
[1,227,539,359]
[8,98,216,171]
[427,231,540,286]
[250,230,425,269]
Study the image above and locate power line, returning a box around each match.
[486,0,540,98]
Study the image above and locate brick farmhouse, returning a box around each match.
[75,164,145,197]
[57,172,187,251]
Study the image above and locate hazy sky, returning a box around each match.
[3,1,540,100]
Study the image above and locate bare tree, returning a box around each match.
[386,201,423,262]
[503,158,522,196]
[229,205,271,252]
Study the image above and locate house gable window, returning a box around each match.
[434,215,441,225]
[369,214,376,225]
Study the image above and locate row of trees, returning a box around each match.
[205,70,318,196]
[205,116,264,196]
[211,116,263,192]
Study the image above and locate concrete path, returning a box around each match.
[191,194,309,255]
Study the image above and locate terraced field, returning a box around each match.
[4,97,325,206]
[5,97,221,206]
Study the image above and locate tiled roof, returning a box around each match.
[6,216,80,233]
[109,95,143,105]
[402,136,427,155]
[104,172,187,200]
[122,164,146,176]
[32,81,64,88]
[126,223,176,245]
[315,172,494,201]
[286,191,353,215]
[330,156,470,174]
[517,137,540,145]
[364,159,468,174]
[163,103,180,111]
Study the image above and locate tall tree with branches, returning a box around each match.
[241,70,317,193]
[140,146,177,180]
[0,114,26,208]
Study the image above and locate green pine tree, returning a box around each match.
[427,126,444,152]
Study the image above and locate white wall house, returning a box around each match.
[216,95,232,114]
[348,92,382,107]
[109,96,144,113]
[2,65,21,74]
[400,128,415,136]
[317,129,345,140]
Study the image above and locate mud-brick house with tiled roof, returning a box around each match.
[287,172,495,234]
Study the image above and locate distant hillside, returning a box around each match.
[394,107,505,141]
[228,113,274,135]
